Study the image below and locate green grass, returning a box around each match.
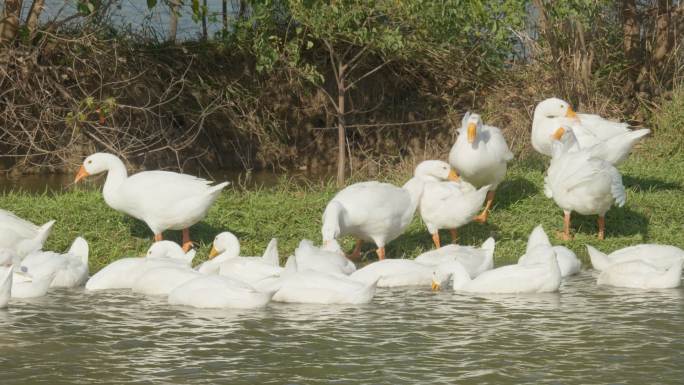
[0,151,682,273]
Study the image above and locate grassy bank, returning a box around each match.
[0,151,682,273]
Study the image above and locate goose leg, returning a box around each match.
[558,211,573,241]
[432,232,441,248]
[376,247,386,261]
[449,229,458,244]
[348,239,363,260]
[598,216,605,240]
[154,233,163,242]
[473,191,495,223]
[182,228,193,251]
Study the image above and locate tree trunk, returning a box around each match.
[0,0,23,44]
[622,0,641,92]
[238,0,247,19]
[336,63,346,188]
[25,0,45,39]
[168,0,180,43]
[222,0,228,34]
[653,0,673,65]
[201,0,207,40]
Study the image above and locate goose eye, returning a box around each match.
[87,160,92,164]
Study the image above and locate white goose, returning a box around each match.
[20,237,89,288]
[0,266,12,308]
[597,259,682,289]
[168,275,273,309]
[449,112,513,223]
[132,265,202,297]
[287,239,355,276]
[0,209,55,257]
[419,179,489,247]
[518,225,581,277]
[350,259,462,288]
[544,127,626,240]
[11,269,58,298]
[74,153,228,250]
[322,160,458,260]
[85,241,195,291]
[414,238,496,278]
[432,226,561,294]
[588,244,684,271]
[265,256,377,304]
[196,232,282,282]
[532,97,650,164]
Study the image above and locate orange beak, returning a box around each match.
[74,165,90,183]
[448,169,460,182]
[208,245,220,259]
[552,127,565,141]
[565,106,577,119]
[467,122,477,143]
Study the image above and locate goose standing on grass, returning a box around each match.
[20,237,89,288]
[448,112,513,224]
[532,97,650,164]
[544,127,626,240]
[322,160,459,260]
[587,244,684,272]
[74,153,229,251]
[518,225,581,277]
[419,179,489,247]
[414,238,496,278]
[86,241,195,291]
[432,226,561,294]
[0,209,55,257]
[596,259,683,289]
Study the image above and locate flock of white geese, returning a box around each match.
[0,97,681,310]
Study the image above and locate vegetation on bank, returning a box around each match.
[1,1,682,184]
[1,149,681,273]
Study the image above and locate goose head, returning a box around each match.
[534,98,579,122]
[431,260,470,291]
[74,153,120,183]
[414,160,460,183]
[208,232,241,259]
[146,241,193,262]
[459,112,484,145]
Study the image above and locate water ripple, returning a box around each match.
[1,272,683,384]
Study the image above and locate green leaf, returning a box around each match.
[147,0,157,9]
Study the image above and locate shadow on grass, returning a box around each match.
[493,177,539,211]
[567,206,648,239]
[125,216,223,246]
[622,175,682,192]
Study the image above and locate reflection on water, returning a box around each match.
[0,170,332,194]
[1,272,683,384]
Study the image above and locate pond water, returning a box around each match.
[0,169,331,195]
[2,272,682,384]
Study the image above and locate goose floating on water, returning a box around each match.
[0,209,55,257]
